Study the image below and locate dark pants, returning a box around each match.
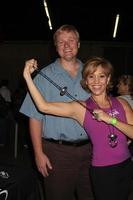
[43,140,94,200]
[90,158,133,200]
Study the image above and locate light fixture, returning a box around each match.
[43,0,53,30]
[113,14,120,38]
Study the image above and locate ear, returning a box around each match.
[85,79,88,86]
[78,42,80,48]
[107,75,111,85]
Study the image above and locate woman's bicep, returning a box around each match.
[44,101,77,118]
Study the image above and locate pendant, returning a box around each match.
[108,133,118,148]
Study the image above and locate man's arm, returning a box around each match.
[29,118,52,177]
[29,118,43,155]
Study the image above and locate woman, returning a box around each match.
[117,75,133,155]
[23,57,133,200]
[117,74,133,108]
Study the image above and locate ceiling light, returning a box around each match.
[113,14,120,38]
[43,0,53,30]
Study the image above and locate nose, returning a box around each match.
[64,41,70,47]
[94,76,99,83]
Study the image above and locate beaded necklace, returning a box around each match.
[91,96,118,148]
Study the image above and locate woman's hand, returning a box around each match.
[23,59,38,80]
[93,109,112,124]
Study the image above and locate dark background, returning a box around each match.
[0,1,133,91]
[0,1,133,42]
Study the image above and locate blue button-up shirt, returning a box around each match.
[20,59,90,141]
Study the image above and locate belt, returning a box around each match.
[44,138,90,146]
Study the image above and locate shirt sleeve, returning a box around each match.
[19,74,44,121]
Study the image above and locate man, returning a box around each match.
[20,24,93,200]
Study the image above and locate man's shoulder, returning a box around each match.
[41,60,57,74]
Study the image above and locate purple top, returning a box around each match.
[83,97,131,166]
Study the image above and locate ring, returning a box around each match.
[93,111,98,119]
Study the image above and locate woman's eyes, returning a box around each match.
[88,75,93,78]
[99,75,106,78]
[88,74,106,79]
